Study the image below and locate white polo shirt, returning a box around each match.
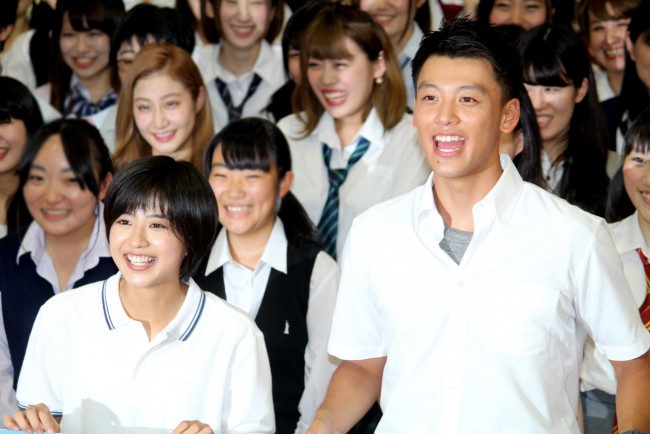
[277,109,430,261]
[17,273,275,433]
[329,156,650,434]
[581,211,650,394]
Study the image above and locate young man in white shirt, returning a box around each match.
[307,17,650,434]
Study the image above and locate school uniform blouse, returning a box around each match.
[2,29,37,91]
[0,206,116,421]
[199,219,340,434]
[194,40,285,129]
[400,23,424,111]
[581,211,650,395]
[277,109,430,261]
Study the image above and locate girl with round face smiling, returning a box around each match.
[3,156,274,434]
[196,118,339,434]
[0,118,116,422]
[581,107,650,434]
[518,24,610,216]
[0,77,44,239]
[354,0,426,110]
[277,3,429,261]
[113,43,213,171]
[36,0,124,117]
[195,0,285,127]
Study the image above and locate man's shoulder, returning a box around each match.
[351,185,424,233]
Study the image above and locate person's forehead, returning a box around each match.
[419,55,497,82]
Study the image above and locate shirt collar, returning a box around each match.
[414,155,522,237]
[16,202,111,265]
[316,108,383,153]
[212,40,278,84]
[610,211,650,257]
[204,218,288,275]
[102,272,206,342]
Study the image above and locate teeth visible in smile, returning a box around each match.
[435,135,465,142]
[43,209,69,215]
[0,148,8,155]
[226,205,251,212]
[127,255,155,265]
[324,91,347,101]
[605,48,625,56]
[154,132,174,139]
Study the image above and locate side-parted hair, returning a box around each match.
[104,156,218,279]
[412,17,523,105]
[294,3,405,136]
[204,118,322,249]
[202,0,285,44]
[606,106,650,222]
[519,24,609,216]
[113,43,213,171]
[13,119,113,229]
[110,4,196,65]
[281,0,328,77]
[49,0,125,113]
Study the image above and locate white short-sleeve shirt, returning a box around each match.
[17,273,275,433]
[277,109,430,261]
[329,156,650,434]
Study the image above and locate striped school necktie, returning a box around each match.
[612,247,650,434]
[214,73,263,123]
[317,137,370,260]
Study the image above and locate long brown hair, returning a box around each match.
[113,43,213,171]
[293,3,406,137]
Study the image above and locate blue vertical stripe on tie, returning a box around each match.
[214,73,263,123]
[316,137,371,260]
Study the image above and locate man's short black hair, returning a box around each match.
[411,17,524,104]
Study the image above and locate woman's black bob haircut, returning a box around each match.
[204,118,322,249]
[104,156,219,279]
[18,118,113,198]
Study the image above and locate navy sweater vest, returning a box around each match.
[0,229,118,387]
[195,243,320,434]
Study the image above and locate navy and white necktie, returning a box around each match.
[317,138,370,260]
[214,73,262,123]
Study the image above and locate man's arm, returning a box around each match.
[307,357,386,434]
[611,350,650,432]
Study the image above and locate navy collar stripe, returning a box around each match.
[179,290,205,342]
[101,279,115,331]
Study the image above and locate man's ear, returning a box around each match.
[500,98,520,134]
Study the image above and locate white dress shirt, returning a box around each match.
[400,23,424,111]
[17,272,274,433]
[278,109,430,261]
[2,29,36,91]
[329,156,650,433]
[581,211,650,394]
[86,104,117,153]
[194,40,285,130]
[203,219,340,434]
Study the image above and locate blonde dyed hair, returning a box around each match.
[113,43,213,171]
[293,3,406,137]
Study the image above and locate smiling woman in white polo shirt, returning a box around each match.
[3,156,274,434]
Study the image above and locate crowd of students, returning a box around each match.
[0,0,649,433]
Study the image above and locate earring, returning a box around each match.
[375,76,384,84]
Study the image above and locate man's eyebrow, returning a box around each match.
[417,82,488,94]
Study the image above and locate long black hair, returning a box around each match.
[519,24,610,216]
[204,118,322,249]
